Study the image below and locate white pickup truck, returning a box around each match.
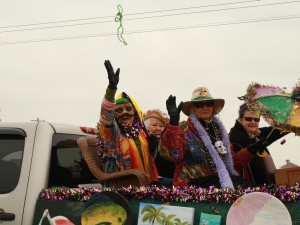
[1,120,299,225]
[0,120,97,225]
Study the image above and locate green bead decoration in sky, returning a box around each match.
[115,5,127,46]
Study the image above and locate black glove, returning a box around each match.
[247,138,269,155]
[166,95,183,126]
[147,134,159,153]
[104,60,120,90]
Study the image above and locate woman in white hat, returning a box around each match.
[143,109,176,187]
[159,87,268,189]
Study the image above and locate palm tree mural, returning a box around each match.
[138,203,195,225]
[160,214,176,225]
[141,205,165,225]
[173,218,190,225]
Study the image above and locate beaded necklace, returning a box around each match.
[202,144,219,173]
[190,114,238,189]
[200,120,226,172]
[211,123,226,159]
[207,121,221,141]
[96,115,144,157]
[96,122,104,157]
[202,120,227,155]
[118,116,143,139]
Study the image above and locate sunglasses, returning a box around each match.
[243,117,260,122]
[194,101,214,108]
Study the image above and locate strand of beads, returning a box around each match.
[211,122,221,140]
[208,122,226,161]
[119,116,143,138]
[203,147,218,174]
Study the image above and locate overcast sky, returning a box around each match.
[1,0,300,168]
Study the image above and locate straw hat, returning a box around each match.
[143,109,170,125]
[182,87,225,116]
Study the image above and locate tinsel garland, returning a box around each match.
[39,182,300,203]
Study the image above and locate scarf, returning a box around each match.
[190,114,238,189]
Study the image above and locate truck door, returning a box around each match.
[0,123,38,225]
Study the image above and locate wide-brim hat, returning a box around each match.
[182,87,225,116]
[143,109,170,126]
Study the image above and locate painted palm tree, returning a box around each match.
[173,218,190,225]
[38,209,74,225]
[160,214,176,225]
[141,205,165,225]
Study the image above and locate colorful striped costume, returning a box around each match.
[98,91,158,184]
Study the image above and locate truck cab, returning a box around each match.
[0,120,96,225]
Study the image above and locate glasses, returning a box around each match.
[243,117,260,122]
[194,101,214,108]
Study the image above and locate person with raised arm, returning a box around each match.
[159,87,269,189]
[97,60,158,186]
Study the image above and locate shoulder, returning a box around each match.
[179,120,190,131]
[229,120,246,136]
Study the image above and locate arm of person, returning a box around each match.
[99,87,117,127]
[230,131,252,153]
[230,144,254,173]
[97,92,120,162]
[159,123,186,163]
[259,126,289,145]
[99,59,119,137]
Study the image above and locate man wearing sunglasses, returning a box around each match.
[229,103,289,186]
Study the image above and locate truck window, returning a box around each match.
[48,134,96,188]
[0,133,25,194]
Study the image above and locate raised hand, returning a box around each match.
[166,95,183,126]
[104,60,120,90]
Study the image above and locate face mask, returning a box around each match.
[114,103,135,118]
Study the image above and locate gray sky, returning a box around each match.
[1,0,300,168]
